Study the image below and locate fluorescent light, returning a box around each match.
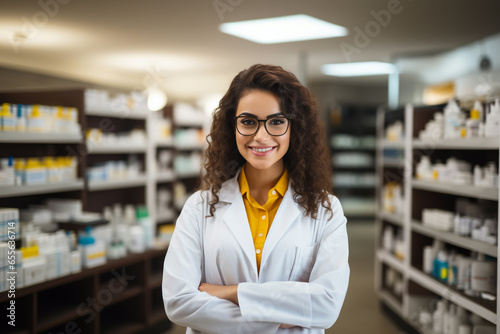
[147,89,167,111]
[219,14,348,44]
[322,62,397,77]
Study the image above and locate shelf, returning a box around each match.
[0,132,82,143]
[175,119,205,127]
[101,321,144,334]
[381,139,405,149]
[0,180,84,198]
[176,170,200,179]
[85,107,147,119]
[378,290,404,318]
[382,158,404,168]
[38,305,82,332]
[413,137,499,150]
[87,144,147,154]
[155,170,175,183]
[148,272,163,289]
[377,249,405,273]
[157,211,176,223]
[175,142,204,150]
[333,183,375,189]
[409,267,496,324]
[332,164,375,169]
[149,306,168,325]
[333,144,376,150]
[378,212,404,226]
[87,175,147,191]
[412,179,498,201]
[98,284,143,307]
[154,138,174,147]
[411,221,497,257]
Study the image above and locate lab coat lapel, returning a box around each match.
[219,174,258,275]
[261,184,300,267]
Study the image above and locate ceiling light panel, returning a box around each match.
[322,61,397,77]
[219,14,348,44]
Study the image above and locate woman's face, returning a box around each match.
[235,89,290,174]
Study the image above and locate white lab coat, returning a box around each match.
[162,171,349,334]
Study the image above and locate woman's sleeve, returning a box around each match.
[162,192,281,334]
[237,196,350,329]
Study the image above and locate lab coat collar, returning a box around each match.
[219,169,301,276]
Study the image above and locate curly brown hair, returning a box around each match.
[201,64,333,219]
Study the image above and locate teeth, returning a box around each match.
[253,147,274,153]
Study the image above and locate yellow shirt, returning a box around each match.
[239,166,289,271]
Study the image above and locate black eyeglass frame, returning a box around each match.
[234,115,291,137]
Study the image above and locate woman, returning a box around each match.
[162,64,349,334]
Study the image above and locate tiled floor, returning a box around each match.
[163,222,403,334]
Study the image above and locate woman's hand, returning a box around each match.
[199,283,239,305]
[279,324,296,328]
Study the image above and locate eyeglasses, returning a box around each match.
[235,114,290,136]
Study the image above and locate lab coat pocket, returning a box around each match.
[288,243,318,282]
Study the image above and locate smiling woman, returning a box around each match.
[162,64,350,334]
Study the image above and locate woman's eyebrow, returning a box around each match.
[237,112,285,119]
[237,112,257,117]
[266,112,285,119]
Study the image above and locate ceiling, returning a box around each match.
[1,0,500,101]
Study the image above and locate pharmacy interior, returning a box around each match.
[0,1,500,334]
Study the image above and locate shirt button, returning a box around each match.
[258,233,264,237]
[272,190,276,195]
[262,215,266,220]
[256,249,261,254]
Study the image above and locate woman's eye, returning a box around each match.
[240,118,256,126]
[269,118,285,126]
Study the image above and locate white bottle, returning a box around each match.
[433,300,445,333]
[128,225,145,253]
[458,324,471,334]
[456,306,468,327]
[382,226,394,253]
[416,156,432,180]
[473,165,483,186]
[465,101,482,138]
[485,99,500,137]
[444,99,464,139]
[448,304,458,334]
[471,253,496,293]
[423,245,434,274]
[136,206,154,249]
[442,301,450,334]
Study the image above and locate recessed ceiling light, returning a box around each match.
[219,14,348,44]
[322,61,397,77]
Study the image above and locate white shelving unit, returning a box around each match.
[0,89,207,334]
[375,103,500,332]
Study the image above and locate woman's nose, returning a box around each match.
[253,122,270,141]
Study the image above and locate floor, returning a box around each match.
[163,222,404,334]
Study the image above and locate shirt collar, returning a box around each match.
[238,165,289,197]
